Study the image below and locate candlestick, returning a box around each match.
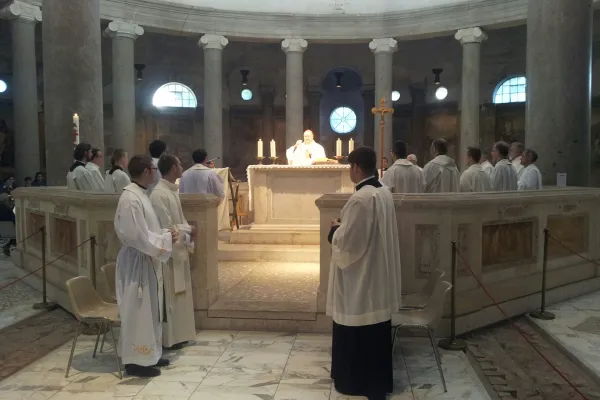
[348,138,354,153]
[336,138,342,157]
[73,113,80,146]
[257,139,263,158]
[270,139,276,158]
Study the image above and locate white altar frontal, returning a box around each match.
[232,164,353,244]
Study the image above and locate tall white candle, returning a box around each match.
[257,139,263,158]
[73,113,80,146]
[348,138,354,153]
[270,139,276,158]
[336,138,342,157]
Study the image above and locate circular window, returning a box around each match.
[330,107,357,134]
[391,90,400,102]
[241,88,253,101]
[0,80,7,93]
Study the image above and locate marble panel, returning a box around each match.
[457,223,469,277]
[547,214,587,259]
[50,217,78,262]
[482,220,535,270]
[26,212,45,250]
[97,221,120,264]
[414,225,440,278]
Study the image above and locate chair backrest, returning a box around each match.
[422,280,452,327]
[237,193,249,215]
[422,269,445,301]
[101,263,116,299]
[66,276,106,321]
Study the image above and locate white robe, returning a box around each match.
[150,179,196,347]
[518,164,543,190]
[66,162,103,191]
[327,183,401,326]
[491,159,518,191]
[423,155,460,193]
[147,157,162,196]
[480,160,493,176]
[86,162,105,190]
[381,159,426,193]
[104,168,131,193]
[286,141,326,166]
[459,164,492,192]
[114,183,173,366]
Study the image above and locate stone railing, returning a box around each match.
[11,187,220,315]
[316,188,600,335]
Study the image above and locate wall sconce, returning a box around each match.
[432,68,448,100]
[134,64,145,81]
[240,69,249,86]
[334,72,344,88]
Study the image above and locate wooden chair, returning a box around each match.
[236,192,250,226]
[228,176,240,230]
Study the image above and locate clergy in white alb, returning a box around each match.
[104,149,131,193]
[517,149,543,190]
[510,141,525,178]
[179,149,225,201]
[407,154,423,171]
[490,141,518,191]
[480,150,494,176]
[327,147,401,400]
[460,147,492,192]
[382,140,425,193]
[423,138,460,193]
[148,139,167,195]
[286,130,326,166]
[67,143,104,191]
[85,148,105,190]
[150,155,196,349]
[114,155,176,378]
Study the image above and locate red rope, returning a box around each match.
[14,227,43,246]
[455,248,590,400]
[547,233,600,269]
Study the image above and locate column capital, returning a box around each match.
[369,38,397,54]
[0,1,41,23]
[199,34,228,50]
[281,38,308,53]
[455,27,487,45]
[105,19,144,40]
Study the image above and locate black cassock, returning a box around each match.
[327,176,393,400]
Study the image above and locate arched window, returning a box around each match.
[152,83,197,108]
[330,106,357,134]
[493,76,526,104]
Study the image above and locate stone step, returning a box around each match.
[228,229,320,245]
[208,298,317,321]
[218,243,320,262]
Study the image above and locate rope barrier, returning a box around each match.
[455,247,590,400]
[13,227,43,247]
[547,232,600,269]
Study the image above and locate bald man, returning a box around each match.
[407,154,423,171]
[286,130,326,166]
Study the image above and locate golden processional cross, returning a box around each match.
[371,98,394,172]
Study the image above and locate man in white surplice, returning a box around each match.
[327,146,401,400]
[86,148,105,189]
[423,139,460,193]
[509,141,525,178]
[114,155,176,378]
[67,143,104,191]
[150,155,196,350]
[480,150,494,176]
[518,149,543,190]
[382,140,425,193]
[490,141,518,191]
[460,147,492,192]
[148,139,167,195]
[105,149,131,193]
[286,130,326,166]
[179,149,225,201]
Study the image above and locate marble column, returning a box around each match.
[455,27,487,171]
[199,34,228,168]
[0,1,41,182]
[526,0,592,186]
[105,20,144,157]
[282,38,308,149]
[369,38,397,161]
[42,0,104,185]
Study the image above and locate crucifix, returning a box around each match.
[371,97,394,173]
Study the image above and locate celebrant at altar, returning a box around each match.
[286,130,326,166]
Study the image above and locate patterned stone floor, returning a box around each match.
[0,329,491,400]
[0,255,43,330]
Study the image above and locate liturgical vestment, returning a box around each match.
[490,159,518,191]
[150,179,196,347]
[423,155,460,193]
[86,162,105,190]
[114,183,172,366]
[381,159,426,193]
[104,166,131,193]
[286,142,326,166]
[67,161,103,191]
[327,176,401,399]
[459,164,492,192]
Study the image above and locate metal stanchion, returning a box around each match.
[530,229,555,320]
[439,241,467,351]
[90,235,97,288]
[33,226,57,311]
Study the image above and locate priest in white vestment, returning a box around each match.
[407,154,423,171]
[179,149,225,201]
[150,155,196,349]
[480,150,493,176]
[148,139,167,195]
[382,140,425,193]
[104,149,131,193]
[114,155,176,378]
[67,143,104,191]
[423,139,460,193]
[509,141,525,178]
[85,148,105,189]
[459,147,492,192]
[327,146,401,400]
[286,130,326,166]
[518,149,543,190]
[490,141,518,191]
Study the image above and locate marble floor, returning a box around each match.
[0,329,491,400]
[0,255,43,330]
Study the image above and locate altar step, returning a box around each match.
[219,242,320,262]
[228,227,320,245]
[208,299,317,321]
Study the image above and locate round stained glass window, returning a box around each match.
[241,88,253,101]
[330,106,357,134]
[0,80,7,93]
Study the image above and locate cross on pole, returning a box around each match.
[371,97,394,174]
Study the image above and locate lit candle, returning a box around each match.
[73,113,80,146]
[257,139,263,158]
[336,138,342,157]
[270,139,276,158]
[348,138,354,153]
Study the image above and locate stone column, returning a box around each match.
[526,0,592,186]
[369,38,397,161]
[42,0,104,185]
[0,1,41,182]
[282,38,308,149]
[455,27,487,171]
[199,35,228,168]
[105,20,143,157]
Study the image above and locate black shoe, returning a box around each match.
[124,364,161,377]
[165,342,186,351]
[154,358,170,367]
